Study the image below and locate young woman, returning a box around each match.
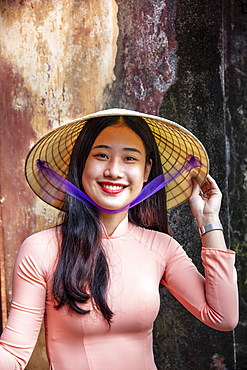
[0,109,238,369]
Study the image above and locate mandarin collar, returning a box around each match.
[101,214,133,239]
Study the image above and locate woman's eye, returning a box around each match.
[95,153,108,159]
[125,156,136,162]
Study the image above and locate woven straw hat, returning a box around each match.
[25,108,209,211]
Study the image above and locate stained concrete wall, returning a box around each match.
[226,1,247,368]
[0,1,246,369]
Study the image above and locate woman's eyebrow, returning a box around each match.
[123,147,142,154]
[92,144,111,150]
[92,144,141,154]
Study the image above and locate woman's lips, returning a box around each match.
[98,182,127,194]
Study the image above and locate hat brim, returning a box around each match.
[25,108,209,211]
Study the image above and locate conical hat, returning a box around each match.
[25,108,209,211]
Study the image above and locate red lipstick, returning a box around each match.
[98,182,127,194]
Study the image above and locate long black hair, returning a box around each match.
[53,115,168,324]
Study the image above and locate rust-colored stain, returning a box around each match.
[0,59,37,310]
[113,0,177,114]
[0,2,119,368]
[0,0,119,310]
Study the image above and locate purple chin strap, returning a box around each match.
[36,155,202,213]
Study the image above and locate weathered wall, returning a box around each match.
[0,0,118,305]
[0,1,118,368]
[226,1,247,368]
[0,0,246,369]
[154,1,234,369]
[155,1,247,369]
[105,0,178,114]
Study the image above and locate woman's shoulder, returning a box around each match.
[129,223,181,259]
[18,226,60,262]
[129,222,173,244]
[23,226,60,245]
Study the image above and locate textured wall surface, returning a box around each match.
[0,1,118,368]
[226,1,247,368]
[0,0,246,369]
[155,1,234,368]
[0,0,118,302]
[105,0,177,114]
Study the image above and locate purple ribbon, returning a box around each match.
[36,154,202,213]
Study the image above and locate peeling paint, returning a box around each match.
[33,198,60,225]
[107,0,177,114]
[0,0,119,131]
[0,0,119,328]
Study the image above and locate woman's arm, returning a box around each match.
[161,244,238,330]
[0,234,48,369]
[161,175,238,331]
[189,175,227,250]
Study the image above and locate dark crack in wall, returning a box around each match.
[225,0,247,368]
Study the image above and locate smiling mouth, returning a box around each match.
[99,183,127,194]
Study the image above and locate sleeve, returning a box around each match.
[160,242,239,331]
[0,236,47,370]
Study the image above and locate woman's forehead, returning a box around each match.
[92,123,146,153]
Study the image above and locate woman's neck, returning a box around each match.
[99,210,128,236]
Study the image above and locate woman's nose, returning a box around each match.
[104,159,124,179]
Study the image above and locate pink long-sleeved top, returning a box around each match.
[0,216,238,370]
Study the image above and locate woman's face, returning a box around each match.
[82,123,152,212]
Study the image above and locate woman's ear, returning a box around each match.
[144,159,152,182]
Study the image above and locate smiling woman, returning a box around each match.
[82,122,152,216]
[0,109,238,370]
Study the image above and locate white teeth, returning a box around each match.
[102,184,124,190]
